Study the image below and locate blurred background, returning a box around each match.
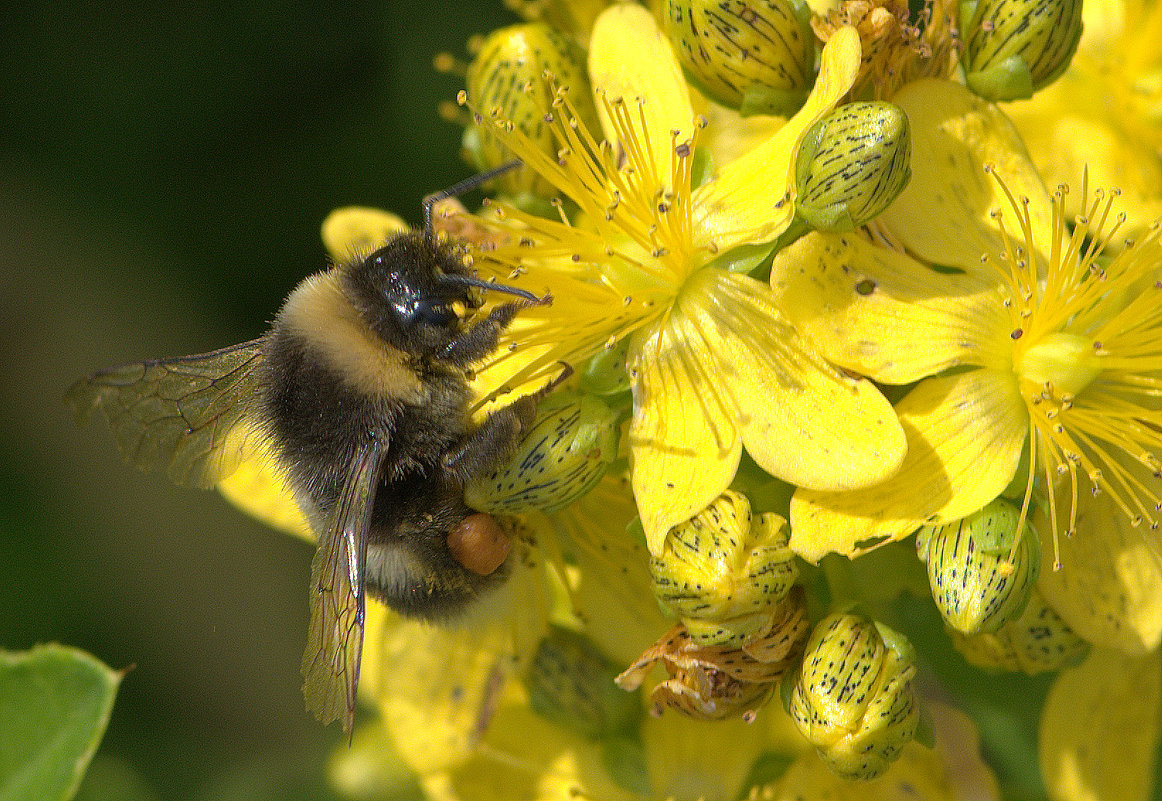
[0,2,514,798]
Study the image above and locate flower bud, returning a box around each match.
[465,390,618,515]
[651,491,798,648]
[788,613,920,780]
[959,0,1083,101]
[464,23,599,198]
[580,337,632,397]
[503,0,609,41]
[661,0,815,117]
[616,590,809,720]
[527,625,642,739]
[795,101,912,232]
[952,587,1090,674]
[916,498,1040,634]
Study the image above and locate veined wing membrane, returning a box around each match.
[67,340,265,488]
[301,435,385,737]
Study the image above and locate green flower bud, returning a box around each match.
[465,390,618,515]
[580,337,632,397]
[651,491,799,647]
[527,625,642,739]
[795,101,912,232]
[916,498,1041,635]
[960,0,1083,101]
[661,0,815,117]
[788,613,920,780]
[952,587,1090,673]
[464,23,599,199]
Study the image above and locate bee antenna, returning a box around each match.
[440,273,543,303]
[423,160,523,244]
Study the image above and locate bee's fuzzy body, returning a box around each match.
[70,214,553,731]
[258,233,515,618]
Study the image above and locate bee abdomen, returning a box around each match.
[258,325,394,501]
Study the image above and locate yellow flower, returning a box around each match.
[348,473,805,801]
[1034,471,1162,653]
[500,0,611,44]
[358,574,549,777]
[418,696,999,801]
[1039,647,1161,801]
[768,704,1000,800]
[468,7,905,552]
[771,79,1162,573]
[422,698,782,801]
[1005,0,1162,231]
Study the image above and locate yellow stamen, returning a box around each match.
[982,166,1162,568]
[458,76,721,410]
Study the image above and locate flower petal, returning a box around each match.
[701,100,791,167]
[1039,648,1161,801]
[216,455,311,541]
[589,4,694,180]
[421,698,636,801]
[1075,0,1127,51]
[559,476,673,666]
[1035,482,1162,654]
[881,80,1051,276]
[691,26,862,252]
[629,315,743,555]
[364,551,550,774]
[642,714,768,801]
[770,232,1009,383]
[695,271,906,492]
[790,370,1027,562]
[770,704,1000,801]
[320,206,409,261]
[1008,106,1162,233]
[215,422,311,540]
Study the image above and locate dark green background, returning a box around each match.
[0,3,513,798]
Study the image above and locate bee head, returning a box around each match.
[345,231,542,359]
[344,232,482,356]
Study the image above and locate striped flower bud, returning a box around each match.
[464,23,599,198]
[464,390,618,515]
[527,625,642,739]
[661,0,815,117]
[952,587,1090,674]
[795,101,912,232]
[959,0,1083,101]
[916,498,1041,635]
[650,491,799,648]
[788,613,920,780]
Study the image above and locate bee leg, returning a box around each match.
[441,363,572,482]
[441,393,539,483]
[439,295,549,367]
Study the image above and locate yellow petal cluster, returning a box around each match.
[207,0,1162,798]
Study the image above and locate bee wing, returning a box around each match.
[301,435,385,737]
[67,339,265,489]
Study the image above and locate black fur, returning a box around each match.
[343,232,478,356]
[257,235,535,619]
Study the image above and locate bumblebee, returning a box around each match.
[68,170,558,734]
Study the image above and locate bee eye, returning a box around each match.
[416,301,457,327]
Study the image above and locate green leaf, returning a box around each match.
[0,645,121,801]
